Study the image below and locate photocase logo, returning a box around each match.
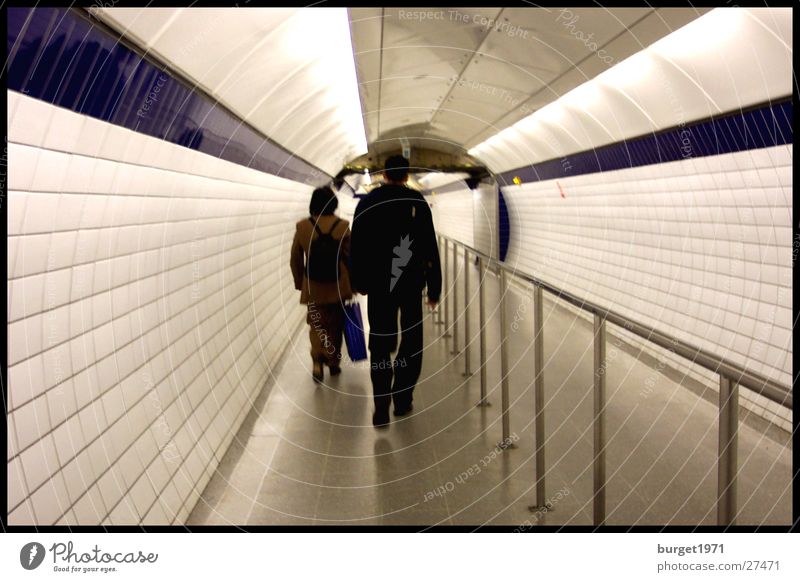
[20,542,46,570]
[390,234,413,291]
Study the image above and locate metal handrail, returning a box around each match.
[438,235,791,406]
[436,234,792,527]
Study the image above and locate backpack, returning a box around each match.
[306,217,342,282]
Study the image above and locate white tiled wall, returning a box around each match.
[430,189,475,247]
[6,90,312,525]
[428,182,499,260]
[500,145,793,431]
[472,184,499,259]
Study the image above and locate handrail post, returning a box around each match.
[593,314,607,526]
[463,246,471,376]
[451,244,459,354]
[498,267,514,449]
[717,375,739,526]
[528,284,549,512]
[442,239,451,337]
[477,255,489,407]
[434,236,443,325]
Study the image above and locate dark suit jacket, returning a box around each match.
[350,183,442,301]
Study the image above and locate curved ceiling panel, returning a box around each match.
[469,7,793,173]
[350,7,709,157]
[91,7,787,175]
[416,171,470,190]
[93,7,367,176]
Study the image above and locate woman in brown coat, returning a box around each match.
[290,186,353,382]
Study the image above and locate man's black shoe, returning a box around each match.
[394,403,414,417]
[372,410,390,428]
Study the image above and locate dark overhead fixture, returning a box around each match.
[465,177,482,190]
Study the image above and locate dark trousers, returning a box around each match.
[367,292,424,412]
[307,302,344,366]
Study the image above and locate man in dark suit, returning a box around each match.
[350,155,442,427]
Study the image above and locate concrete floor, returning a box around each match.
[188,264,792,527]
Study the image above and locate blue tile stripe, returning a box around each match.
[498,189,509,262]
[427,100,791,264]
[6,7,330,185]
[496,99,792,186]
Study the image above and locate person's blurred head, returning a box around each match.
[309,186,338,216]
[384,154,410,183]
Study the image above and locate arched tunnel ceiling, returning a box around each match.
[470,8,793,173]
[350,7,710,156]
[91,7,711,175]
[92,7,368,177]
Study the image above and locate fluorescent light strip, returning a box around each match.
[468,8,748,160]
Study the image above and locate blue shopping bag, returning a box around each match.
[343,301,368,362]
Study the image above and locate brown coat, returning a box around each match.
[290,214,353,305]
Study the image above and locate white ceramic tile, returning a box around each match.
[120,130,148,166]
[45,230,78,274]
[8,93,55,146]
[88,159,118,194]
[142,501,170,525]
[43,268,72,312]
[107,497,140,525]
[55,509,80,526]
[32,147,70,193]
[7,498,37,525]
[134,134,163,168]
[99,123,134,163]
[9,143,40,191]
[74,115,111,158]
[29,471,72,525]
[13,393,51,451]
[19,433,60,492]
[21,192,60,234]
[71,485,107,524]
[54,194,85,232]
[96,465,127,512]
[14,232,50,279]
[63,154,96,193]
[7,201,27,245]
[8,455,29,510]
[60,450,94,505]
[129,473,156,519]
[43,104,85,153]
[115,447,145,491]
[8,353,46,410]
[7,89,23,125]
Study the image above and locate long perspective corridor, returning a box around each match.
[189,261,791,526]
[5,5,793,529]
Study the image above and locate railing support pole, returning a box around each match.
[593,314,607,526]
[463,248,471,376]
[477,256,489,407]
[434,236,443,324]
[451,244,459,354]
[528,285,549,512]
[717,375,739,526]
[498,268,514,449]
[442,239,451,337]
[431,237,786,529]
